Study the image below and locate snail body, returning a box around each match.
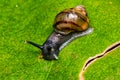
[26,5,93,60]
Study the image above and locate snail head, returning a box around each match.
[26,40,59,60]
[41,40,59,60]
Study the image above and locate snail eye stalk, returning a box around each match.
[25,40,43,50]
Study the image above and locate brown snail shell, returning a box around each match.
[26,5,93,60]
[54,5,89,35]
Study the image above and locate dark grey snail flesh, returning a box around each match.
[26,5,93,60]
[59,27,93,50]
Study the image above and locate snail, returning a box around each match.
[26,5,93,60]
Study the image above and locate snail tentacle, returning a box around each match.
[26,41,43,49]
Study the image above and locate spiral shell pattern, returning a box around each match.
[54,5,89,35]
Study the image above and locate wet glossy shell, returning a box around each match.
[53,5,89,35]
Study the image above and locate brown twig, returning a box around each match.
[79,41,120,80]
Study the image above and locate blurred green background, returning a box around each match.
[0,0,120,80]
